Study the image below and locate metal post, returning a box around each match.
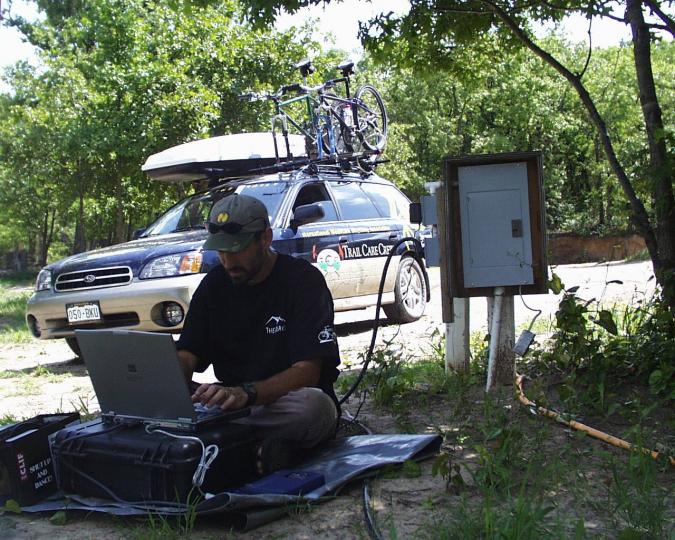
[486,287,504,392]
[426,181,471,374]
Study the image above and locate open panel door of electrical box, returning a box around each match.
[441,152,547,298]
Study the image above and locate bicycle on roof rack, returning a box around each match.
[239,59,388,172]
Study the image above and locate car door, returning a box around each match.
[326,179,399,298]
[272,180,356,300]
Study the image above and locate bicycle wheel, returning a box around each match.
[354,85,388,152]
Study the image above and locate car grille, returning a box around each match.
[55,266,133,292]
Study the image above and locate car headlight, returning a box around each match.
[139,251,203,279]
[35,269,52,291]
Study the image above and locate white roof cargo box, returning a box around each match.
[142,132,307,182]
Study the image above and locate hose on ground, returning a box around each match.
[515,374,674,466]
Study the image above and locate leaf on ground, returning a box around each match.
[2,499,21,514]
[49,510,67,525]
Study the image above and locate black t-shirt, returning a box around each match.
[177,253,340,406]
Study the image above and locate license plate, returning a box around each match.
[66,302,102,324]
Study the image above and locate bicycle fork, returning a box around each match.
[271,113,293,163]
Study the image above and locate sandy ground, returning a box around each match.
[0,261,659,538]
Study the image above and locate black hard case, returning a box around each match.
[0,412,80,506]
[52,418,256,503]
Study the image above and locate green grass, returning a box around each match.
[348,295,674,539]
[0,365,73,397]
[0,293,33,344]
[0,275,33,344]
[0,271,37,289]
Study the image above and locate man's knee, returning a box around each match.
[278,388,337,446]
[289,387,335,422]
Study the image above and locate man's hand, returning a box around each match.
[191,383,248,410]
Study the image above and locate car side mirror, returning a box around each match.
[132,228,146,240]
[409,202,422,224]
[290,203,325,232]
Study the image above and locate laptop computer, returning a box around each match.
[75,329,249,432]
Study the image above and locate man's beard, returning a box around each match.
[225,251,264,286]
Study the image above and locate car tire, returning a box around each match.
[383,256,427,323]
[65,337,82,360]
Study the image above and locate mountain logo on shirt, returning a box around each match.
[265,315,287,335]
[318,325,336,344]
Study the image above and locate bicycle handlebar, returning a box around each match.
[281,83,302,94]
[238,76,345,104]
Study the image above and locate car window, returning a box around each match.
[144,190,227,236]
[361,183,411,220]
[237,182,288,221]
[143,181,288,236]
[293,183,338,222]
[329,181,380,220]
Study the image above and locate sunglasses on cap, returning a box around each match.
[204,217,265,235]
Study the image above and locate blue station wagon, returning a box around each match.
[26,133,429,356]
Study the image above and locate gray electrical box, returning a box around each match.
[441,152,547,298]
[458,162,533,287]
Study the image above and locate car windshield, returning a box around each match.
[142,181,288,236]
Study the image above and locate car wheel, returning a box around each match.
[65,337,82,360]
[383,256,427,323]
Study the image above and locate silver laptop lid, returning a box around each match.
[75,329,197,424]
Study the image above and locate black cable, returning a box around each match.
[338,237,423,407]
[518,284,542,332]
[362,479,384,540]
[336,238,422,540]
[58,458,192,510]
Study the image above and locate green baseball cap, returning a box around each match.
[203,194,270,253]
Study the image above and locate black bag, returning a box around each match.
[0,413,80,506]
[52,418,256,503]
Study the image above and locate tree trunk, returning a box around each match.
[488,0,673,310]
[74,191,86,254]
[626,0,675,308]
[113,177,126,244]
[38,209,49,267]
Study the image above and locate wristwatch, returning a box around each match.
[240,382,257,407]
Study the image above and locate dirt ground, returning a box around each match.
[0,335,449,539]
[1,261,670,538]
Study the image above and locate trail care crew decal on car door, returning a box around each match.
[318,325,336,344]
[342,242,393,260]
[265,316,287,335]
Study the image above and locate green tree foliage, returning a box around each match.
[0,0,312,264]
[377,39,673,233]
[233,0,675,309]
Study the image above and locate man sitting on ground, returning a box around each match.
[177,193,340,472]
